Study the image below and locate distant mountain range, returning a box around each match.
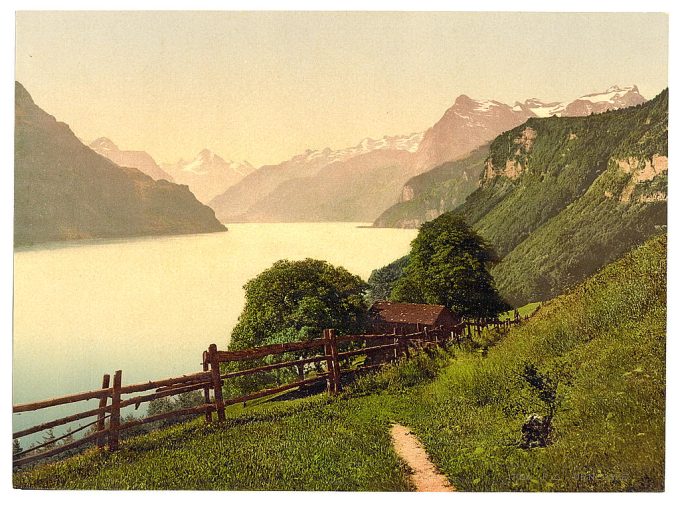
[374,85,648,228]
[208,132,423,222]
[90,139,254,205]
[16,80,652,247]
[209,85,648,224]
[162,150,255,204]
[514,85,645,118]
[14,82,226,247]
[89,137,174,182]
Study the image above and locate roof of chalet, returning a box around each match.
[368,301,455,326]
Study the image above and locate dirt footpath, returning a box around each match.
[390,423,456,492]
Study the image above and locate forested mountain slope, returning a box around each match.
[458,90,667,305]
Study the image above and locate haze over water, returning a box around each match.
[12,223,416,437]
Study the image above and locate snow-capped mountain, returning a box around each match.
[209,84,648,224]
[515,85,646,118]
[514,98,564,118]
[561,85,646,116]
[412,94,531,172]
[89,137,174,182]
[413,85,645,172]
[209,132,424,221]
[174,149,254,176]
[162,149,255,204]
[352,132,424,154]
[293,132,424,166]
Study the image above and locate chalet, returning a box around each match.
[368,301,460,334]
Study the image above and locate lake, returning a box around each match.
[12,223,416,441]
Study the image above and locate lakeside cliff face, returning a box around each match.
[14,82,226,247]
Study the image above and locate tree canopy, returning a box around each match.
[366,255,409,304]
[230,258,368,350]
[391,212,509,319]
[225,259,368,395]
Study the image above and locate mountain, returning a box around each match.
[162,150,255,204]
[410,96,531,173]
[514,85,646,118]
[212,84,646,225]
[14,82,226,247]
[208,95,533,224]
[89,137,174,182]
[457,89,667,305]
[208,101,522,224]
[368,90,666,308]
[374,85,648,228]
[373,145,489,228]
[235,149,414,222]
[209,132,423,222]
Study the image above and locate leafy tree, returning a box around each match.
[226,259,368,394]
[366,256,409,303]
[391,212,509,319]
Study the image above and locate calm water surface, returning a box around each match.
[13,223,416,439]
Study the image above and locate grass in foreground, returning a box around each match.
[393,234,665,491]
[15,235,665,491]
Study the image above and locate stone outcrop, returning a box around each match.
[617,155,668,203]
[482,127,537,182]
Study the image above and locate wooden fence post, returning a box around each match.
[401,328,410,359]
[202,351,212,424]
[96,373,110,450]
[324,329,341,395]
[208,344,226,422]
[108,370,122,452]
[323,329,334,395]
[329,329,341,394]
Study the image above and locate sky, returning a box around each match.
[15,11,669,167]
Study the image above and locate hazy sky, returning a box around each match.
[15,11,668,167]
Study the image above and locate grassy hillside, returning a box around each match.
[456,90,667,305]
[15,235,665,490]
[373,145,488,228]
[396,233,665,491]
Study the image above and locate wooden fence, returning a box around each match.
[12,369,215,467]
[13,312,535,468]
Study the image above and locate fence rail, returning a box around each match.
[13,309,537,468]
[12,368,216,467]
